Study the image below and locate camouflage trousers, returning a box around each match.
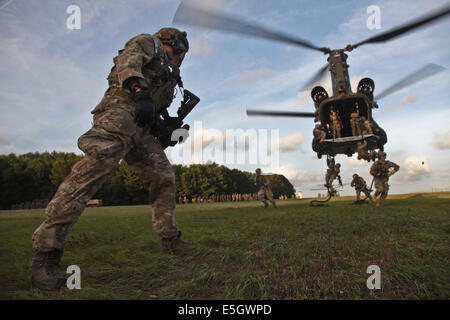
[325,172,338,187]
[258,187,276,207]
[32,92,179,253]
[355,187,372,201]
[373,177,389,204]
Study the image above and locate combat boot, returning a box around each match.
[31,249,67,291]
[162,231,197,253]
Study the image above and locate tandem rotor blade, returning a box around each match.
[173,2,330,53]
[247,110,315,118]
[299,64,329,92]
[350,3,450,49]
[375,63,446,100]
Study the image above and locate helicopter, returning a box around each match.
[173,2,449,160]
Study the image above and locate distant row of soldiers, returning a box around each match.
[178,169,282,209]
[11,199,49,210]
[317,193,341,198]
[177,192,294,204]
[177,193,258,204]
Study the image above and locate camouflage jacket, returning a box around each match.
[105,33,179,116]
[370,160,400,179]
[255,175,270,189]
[350,176,367,190]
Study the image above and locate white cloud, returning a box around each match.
[0,136,21,154]
[273,164,322,184]
[433,131,450,150]
[347,154,367,167]
[271,131,304,153]
[395,155,431,182]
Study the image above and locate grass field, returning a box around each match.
[0,192,449,300]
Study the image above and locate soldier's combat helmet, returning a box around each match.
[378,151,387,158]
[255,168,262,174]
[154,27,189,54]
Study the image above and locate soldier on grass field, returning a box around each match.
[255,168,277,208]
[31,28,196,291]
[350,173,372,202]
[370,151,400,207]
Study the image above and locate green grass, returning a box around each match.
[0,193,449,300]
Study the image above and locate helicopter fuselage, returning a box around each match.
[328,49,352,96]
[312,50,387,157]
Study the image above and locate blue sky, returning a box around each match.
[1,0,449,197]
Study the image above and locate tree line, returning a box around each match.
[0,152,296,210]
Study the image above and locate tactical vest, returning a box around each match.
[353,177,366,189]
[372,161,390,178]
[107,37,179,117]
[256,175,268,188]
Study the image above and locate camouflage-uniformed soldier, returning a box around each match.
[370,152,400,206]
[325,161,342,188]
[330,109,342,139]
[255,168,277,208]
[350,174,372,202]
[30,28,195,291]
[350,110,361,136]
[356,141,377,162]
[313,124,327,143]
[359,116,373,135]
[356,141,368,160]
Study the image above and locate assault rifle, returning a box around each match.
[156,89,200,149]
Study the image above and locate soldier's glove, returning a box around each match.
[133,90,155,128]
